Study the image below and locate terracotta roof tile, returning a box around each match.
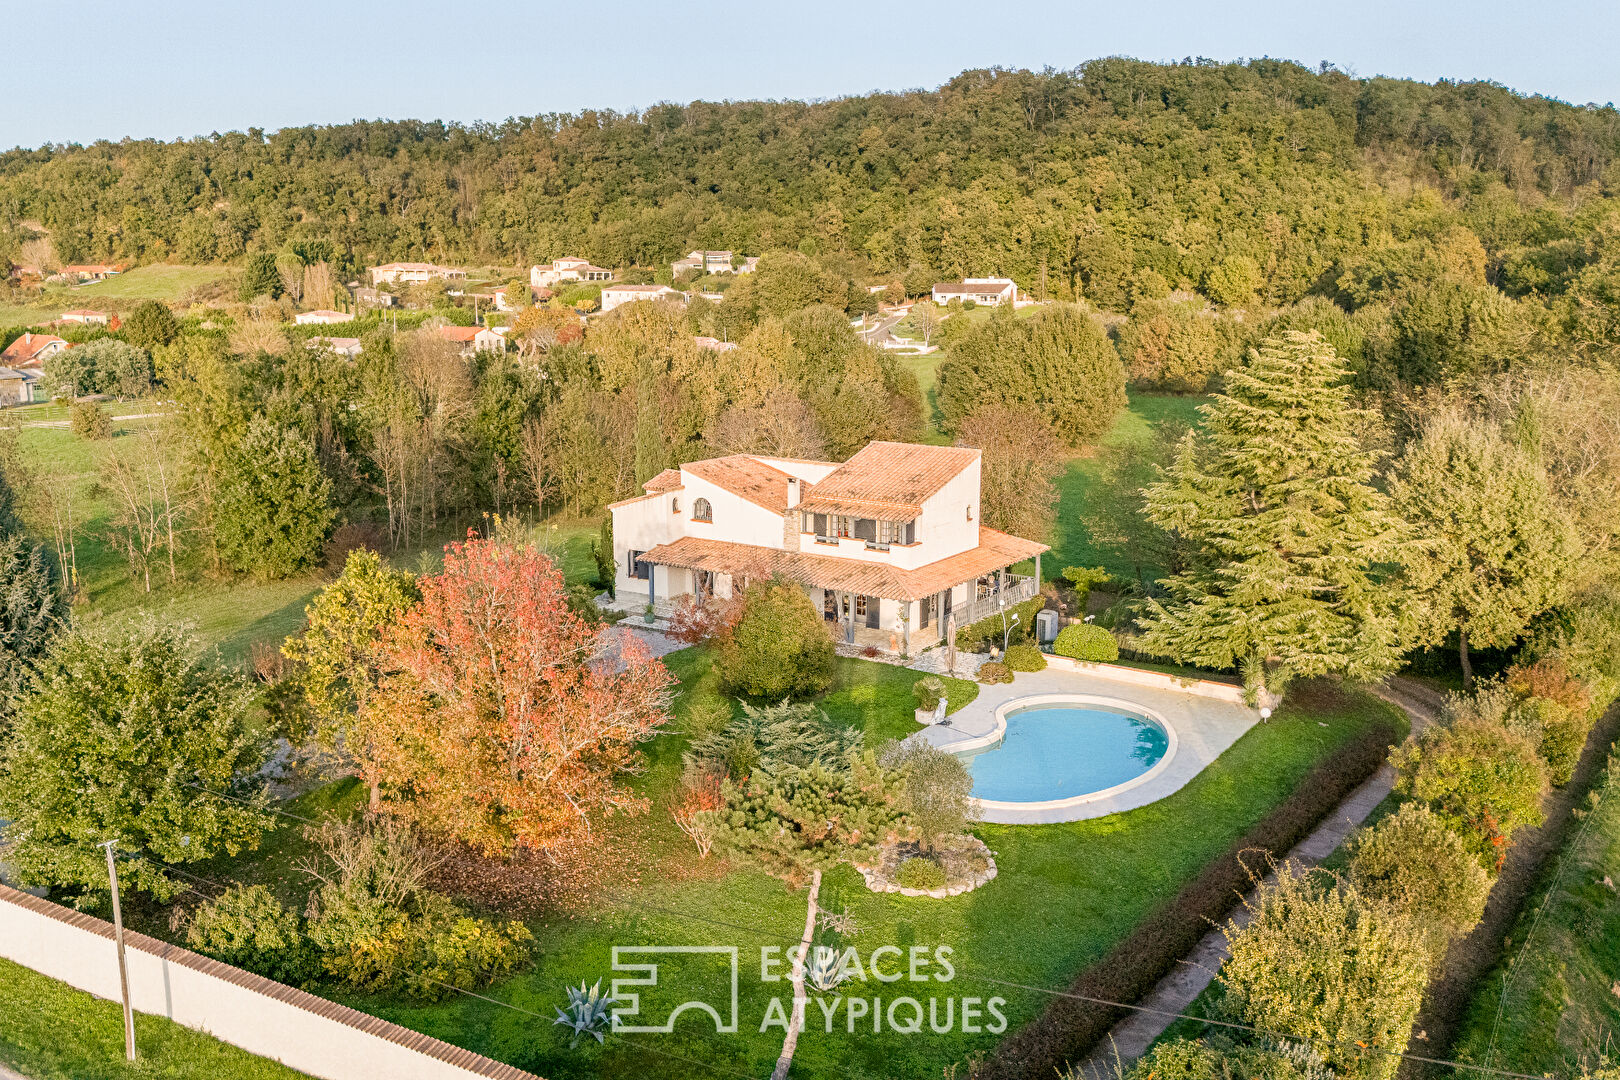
[800,442,979,518]
[684,456,795,512]
[643,468,684,493]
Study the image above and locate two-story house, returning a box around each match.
[530,258,614,288]
[608,442,1047,652]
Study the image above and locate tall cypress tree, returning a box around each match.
[1134,332,1406,696]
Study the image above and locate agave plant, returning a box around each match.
[553,979,617,1048]
[806,945,850,993]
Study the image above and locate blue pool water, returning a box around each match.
[963,704,1168,803]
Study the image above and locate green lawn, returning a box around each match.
[293,656,1397,1080]
[1047,391,1206,583]
[1451,760,1620,1075]
[0,957,313,1080]
[58,265,235,301]
[7,418,604,667]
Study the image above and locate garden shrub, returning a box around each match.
[1346,802,1491,964]
[1053,623,1120,662]
[716,579,833,698]
[912,675,946,711]
[1391,720,1547,870]
[684,699,862,779]
[69,401,112,440]
[896,856,947,890]
[953,595,1045,652]
[1004,644,1047,672]
[1219,871,1428,1080]
[984,709,1400,1080]
[881,741,974,854]
[976,661,1013,684]
[401,897,534,1000]
[186,884,317,985]
[1127,1038,1335,1080]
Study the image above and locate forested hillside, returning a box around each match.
[4,58,1620,312]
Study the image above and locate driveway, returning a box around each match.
[913,665,1259,824]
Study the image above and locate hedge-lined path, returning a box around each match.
[1395,698,1620,1080]
[1072,678,1436,1077]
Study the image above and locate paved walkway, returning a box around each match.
[1071,680,1437,1076]
[914,666,1259,824]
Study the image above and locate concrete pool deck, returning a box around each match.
[911,662,1261,824]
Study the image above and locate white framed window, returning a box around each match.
[692,497,713,523]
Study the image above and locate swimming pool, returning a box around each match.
[961,699,1172,806]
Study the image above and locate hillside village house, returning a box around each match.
[609,442,1047,652]
[306,336,363,358]
[434,325,505,355]
[369,262,467,286]
[59,309,109,325]
[931,277,1017,306]
[352,286,397,309]
[600,283,684,313]
[294,309,354,325]
[693,336,738,352]
[0,332,68,369]
[671,250,758,276]
[57,263,122,283]
[530,258,614,288]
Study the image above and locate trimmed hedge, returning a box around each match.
[981,709,1401,1080]
[1054,623,1120,662]
[954,596,1046,652]
[1004,644,1047,672]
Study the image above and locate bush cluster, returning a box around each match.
[953,595,1046,653]
[1003,644,1047,672]
[976,661,1013,684]
[1053,623,1120,662]
[716,579,834,698]
[69,401,113,440]
[896,856,947,890]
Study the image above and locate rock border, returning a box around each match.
[855,836,998,899]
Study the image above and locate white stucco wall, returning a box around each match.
[0,886,534,1080]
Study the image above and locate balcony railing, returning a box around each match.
[951,574,1038,629]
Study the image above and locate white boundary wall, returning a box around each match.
[1043,654,1249,704]
[0,884,538,1080]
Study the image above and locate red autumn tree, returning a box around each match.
[367,536,675,854]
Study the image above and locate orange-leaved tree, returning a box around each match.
[367,535,674,853]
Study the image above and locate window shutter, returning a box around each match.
[905,520,916,545]
[813,513,827,536]
[854,518,876,542]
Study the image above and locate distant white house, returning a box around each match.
[294,309,354,325]
[608,441,1047,653]
[530,258,614,288]
[435,325,505,355]
[306,336,364,358]
[492,284,552,312]
[59,308,109,325]
[600,283,684,313]
[693,336,738,352]
[931,277,1017,306]
[369,262,467,286]
[671,250,755,277]
[352,286,397,309]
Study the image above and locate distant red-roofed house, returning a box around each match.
[434,325,505,354]
[0,332,68,369]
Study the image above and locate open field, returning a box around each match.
[0,957,313,1080]
[55,264,235,301]
[5,415,602,666]
[172,644,1396,1080]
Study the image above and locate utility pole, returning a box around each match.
[99,840,136,1062]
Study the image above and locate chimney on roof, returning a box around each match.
[786,476,802,509]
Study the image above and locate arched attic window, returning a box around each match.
[692,497,713,523]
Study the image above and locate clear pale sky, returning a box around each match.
[6,0,1619,150]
